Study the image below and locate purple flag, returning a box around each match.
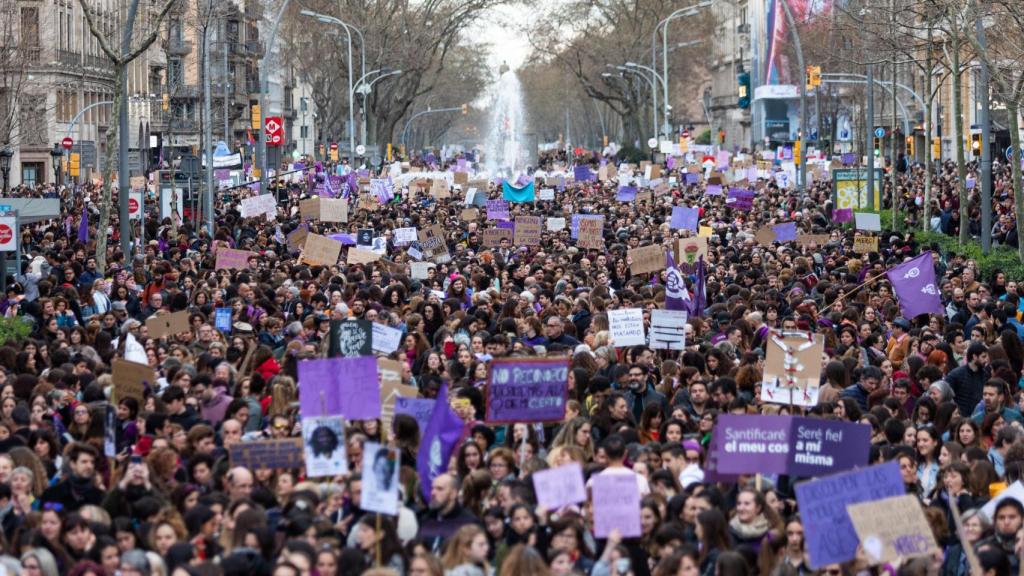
[726,188,754,210]
[78,206,89,244]
[573,165,594,182]
[64,216,72,239]
[417,383,465,500]
[670,206,699,231]
[666,155,676,170]
[684,173,698,185]
[347,172,359,197]
[664,252,689,311]
[887,252,944,319]
[833,208,853,223]
[772,222,797,242]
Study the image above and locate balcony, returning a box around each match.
[166,118,199,134]
[166,83,200,99]
[57,50,80,67]
[24,46,41,64]
[246,80,262,94]
[230,42,246,56]
[162,38,192,56]
[84,54,112,70]
[245,40,263,56]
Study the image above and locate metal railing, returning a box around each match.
[162,38,192,55]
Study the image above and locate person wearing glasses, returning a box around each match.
[20,548,59,576]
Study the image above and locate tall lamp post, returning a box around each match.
[50,144,63,188]
[0,147,12,193]
[300,10,361,161]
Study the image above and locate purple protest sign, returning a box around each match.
[706,183,723,196]
[726,188,754,210]
[571,214,604,239]
[616,186,637,202]
[795,462,905,568]
[496,220,515,233]
[787,416,872,476]
[747,166,758,181]
[532,463,586,510]
[592,473,641,538]
[716,150,730,170]
[670,206,699,231]
[486,199,510,221]
[298,356,380,420]
[394,397,435,435]
[714,414,792,475]
[841,153,857,166]
[684,172,699,185]
[485,358,569,423]
[573,165,594,182]
[833,208,853,223]
[457,158,467,172]
[666,155,676,170]
[772,222,797,242]
[214,169,229,181]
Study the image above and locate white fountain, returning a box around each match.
[483,62,529,180]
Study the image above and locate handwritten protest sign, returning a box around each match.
[547,217,566,231]
[592,473,641,538]
[112,359,155,403]
[240,194,276,218]
[713,415,871,477]
[532,463,586,510]
[795,461,905,568]
[215,248,253,270]
[328,319,373,358]
[514,216,542,246]
[320,198,348,222]
[372,323,403,354]
[649,309,687,350]
[485,358,569,423]
[229,438,304,470]
[609,308,645,347]
[299,198,321,220]
[797,233,830,247]
[298,356,380,419]
[302,416,348,477]
[301,234,342,267]
[394,227,417,244]
[482,227,512,248]
[461,208,479,222]
[853,235,878,254]
[847,495,938,565]
[576,217,605,249]
[347,247,381,265]
[726,188,754,210]
[286,226,309,251]
[146,310,190,339]
[486,199,510,220]
[628,245,665,275]
[539,188,555,201]
[411,262,435,279]
[670,206,699,231]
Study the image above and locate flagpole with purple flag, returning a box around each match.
[77,206,89,244]
[886,251,944,319]
[416,383,465,501]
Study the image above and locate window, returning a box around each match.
[21,7,39,62]
[300,125,308,138]
[22,164,39,187]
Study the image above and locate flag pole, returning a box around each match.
[819,270,890,314]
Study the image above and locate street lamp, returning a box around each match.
[0,147,12,193]
[300,9,361,160]
[352,68,401,147]
[50,144,63,187]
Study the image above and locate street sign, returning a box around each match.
[647,138,658,149]
[265,117,283,147]
[61,137,73,150]
[682,129,690,139]
[1007,146,1015,161]
[355,144,366,156]
[874,127,886,138]
[0,213,17,253]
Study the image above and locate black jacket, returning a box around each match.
[40,476,105,513]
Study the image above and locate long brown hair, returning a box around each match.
[440,524,486,569]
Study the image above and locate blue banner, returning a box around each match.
[502,180,535,203]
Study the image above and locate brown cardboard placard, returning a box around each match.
[286,227,309,251]
[754,227,777,246]
[347,247,381,265]
[379,357,417,435]
[674,236,709,266]
[797,233,830,247]
[514,216,542,246]
[301,233,343,267]
[482,227,512,248]
[215,247,255,270]
[628,245,666,275]
[130,176,147,191]
[461,208,479,222]
[454,172,469,185]
[430,179,450,199]
[320,198,348,223]
[357,195,378,211]
[854,236,879,254]
[112,359,155,403]
[577,217,605,249]
[637,190,653,203]
[145,310,191,340]
[847,494,939,565]
[299,198,320,220]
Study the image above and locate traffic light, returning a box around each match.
[807,65,822,87]
[873,137,881,156]
[161,93,169,111]
[461,103,468,115]
[737,71,751,109]
[906,136,914,158]
[971,133,982,156]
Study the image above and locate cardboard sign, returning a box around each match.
[371,323,403,354]
[411,261,435,279]
[461,208,479,222]
[239,194,276,219]
[760,332,825,407]
[298,356,380,419]
[299,198,321,220]
[320,198,348,222]
[847,495,939,565]
[453,171,469,185]
[303,415,348,477]
[301,234,343,267]
[130,176,146,191]
[417,225,446,255]
[514,216,542,246]
[394,227,418,244]
[649,309,687,350]
[328,319,374,358]
[592,473,642,538]
[215,248,253,271]
[713,415,872,477]
[539,188,555,201]
[380,358,418,435]
[674,237,709,268]
[853,235,878,254]
[229,438,304,470]
[855,212,882,231]
[609,308,645,347]
[486,200,510,221]
[485,357,569,424]
[286,226,309,251]
[547,217,566,231]
[795,462,906,568]
[576,217,605,249]
[482,227,512,248]
[532,463,586,510]
[145,310,191,340]
[797,233,830,247]
[112,359,155,403]
[628,245,665,275]
[347,247,381,265]
[357,195,379,211]
[430,179,450,199]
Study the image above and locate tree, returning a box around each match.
[78,0,179,274]
[0,0,29,149]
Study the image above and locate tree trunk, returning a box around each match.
[923,30,933,231]
[95,66,125,274]
[952,42,969,245]
[1009,103,1024,261]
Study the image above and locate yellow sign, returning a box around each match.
[932,137,941,160]
[698,226,713,238]
[250,104,261,130]
[69,153,80,177]
[251,168,261,179]
[386,143,393,163]
[793,140,801,164]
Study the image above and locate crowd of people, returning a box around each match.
[0,146,1020,576]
